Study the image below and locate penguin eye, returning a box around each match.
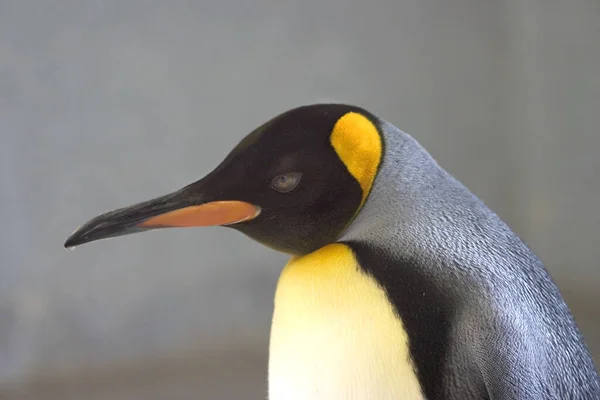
[271,172,302,193]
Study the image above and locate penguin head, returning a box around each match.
[64,104,384,255]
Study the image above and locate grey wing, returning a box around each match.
[470,299,600,399]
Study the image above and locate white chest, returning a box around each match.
[267,244,424,400]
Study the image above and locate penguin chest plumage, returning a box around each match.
[268,243,425,400]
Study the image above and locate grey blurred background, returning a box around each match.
[1,0,599,398]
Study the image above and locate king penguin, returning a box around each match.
[65,104,600,399]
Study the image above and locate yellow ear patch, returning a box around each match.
[330,112,383,208]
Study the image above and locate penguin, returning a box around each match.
[65,104,600,399]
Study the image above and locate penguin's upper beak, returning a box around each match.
[64,184,261,249]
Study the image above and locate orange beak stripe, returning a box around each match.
[138,201,260,228]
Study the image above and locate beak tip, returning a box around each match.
[64,226,92,249]
[64,234,81,249]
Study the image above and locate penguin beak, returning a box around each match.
[64,186,261,249]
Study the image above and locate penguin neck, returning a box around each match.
[339,120,509,270]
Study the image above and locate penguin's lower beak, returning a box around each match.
[64,188,260,249]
